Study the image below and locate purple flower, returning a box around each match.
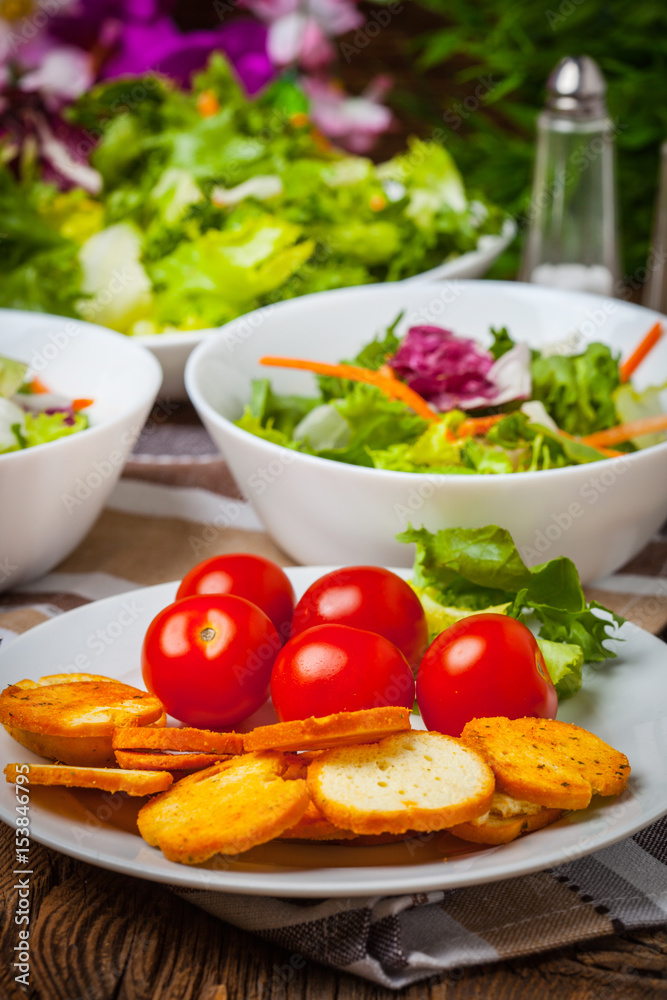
[390,327,532,412]
[101,17,274,94]
[47,0,275,94]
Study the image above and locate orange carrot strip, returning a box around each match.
[582,414,667,448]
[259,356,441,422]
[71,398,94,411]
[28,377,49,394]
[619,321,663,383]
[457,414,506,438]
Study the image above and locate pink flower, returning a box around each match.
[19,44,94,105]
[303,74,393,153]
[243,0,362,69]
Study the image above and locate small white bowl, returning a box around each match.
[0,310,162,590]
[141,222,515,399]
[186,280,667,583]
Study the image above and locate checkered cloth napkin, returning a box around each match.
[1,413,667,990]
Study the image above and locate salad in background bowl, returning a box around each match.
[0,355,92,455]
[0,57,510,397]
[238,308,665,474]
[185,280,667,582]
[0,311,161,591]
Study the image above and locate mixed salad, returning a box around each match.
[0,56,503,337]
[0,356,91,454]
[237,316,667,473]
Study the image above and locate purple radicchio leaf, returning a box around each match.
[389,326,531,412]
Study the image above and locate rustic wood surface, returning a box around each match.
[2,821,667,1000]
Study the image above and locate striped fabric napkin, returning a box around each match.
[1,414,666,989]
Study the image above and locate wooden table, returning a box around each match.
[2,822,666,1000]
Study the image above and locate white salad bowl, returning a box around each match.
[185,280,667,583]
[141,220,515,400]
[0,310,162,590]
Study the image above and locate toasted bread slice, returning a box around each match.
[4,763,172,795]
[461,717,630,811]
[281,751,323,781]
[448,790,564,845]
[4,726,124,768]
[244,706,411,753]
[114,750,231,771]
[279,800,359,841]
[112,726,243,755]
[0,675,165,737]
[307,730,494,835]
[137,751,310,863]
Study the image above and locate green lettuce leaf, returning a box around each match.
[399,525,623,663]
[22,411,87,448]
[536,638,584,699]
[489,325,515,360]
[530,342,621,435]
[613,381,667,449]
[150,214,315,327]
[0,356,28,398]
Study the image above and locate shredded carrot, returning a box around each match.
[259,356,441,422]
[196,89,220,118]
[457,414,506,438]
[581,414,667,448]
[28,377,49,394]
[620,321,663,383]
[71,398,94,411]
[289,112,309,127]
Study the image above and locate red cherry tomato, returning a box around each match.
[290,567,428,669]
[271,623,415,722]
[176,553,295,638]
[142,594,280,728]
[416,613,558,737]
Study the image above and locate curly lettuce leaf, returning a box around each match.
[150,214,315,327]
[399,525,623,669]
[530,342,621,435]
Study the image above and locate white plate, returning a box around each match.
[137,222,515,399]
[1,566,665,898]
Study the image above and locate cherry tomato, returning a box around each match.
[416,613,558,737]
[270,623,415,721]
[142,594,280,728]
[176,554,295,639]
[290,567,428,669]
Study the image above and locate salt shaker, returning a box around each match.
[642,141,667,312]
[520,55,621,295]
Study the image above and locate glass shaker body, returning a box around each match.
[642,141,667,312]
[520,111,620,295]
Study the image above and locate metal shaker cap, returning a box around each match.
[546,56,607,118]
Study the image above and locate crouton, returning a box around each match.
[461,717,630,811]
[244,706,411,753]
[111,726,243,755]
[307,730,494,835]
[137,751,309,863]
[4,762,172,795]
[113,750,231,771]
[448,790,564,844]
